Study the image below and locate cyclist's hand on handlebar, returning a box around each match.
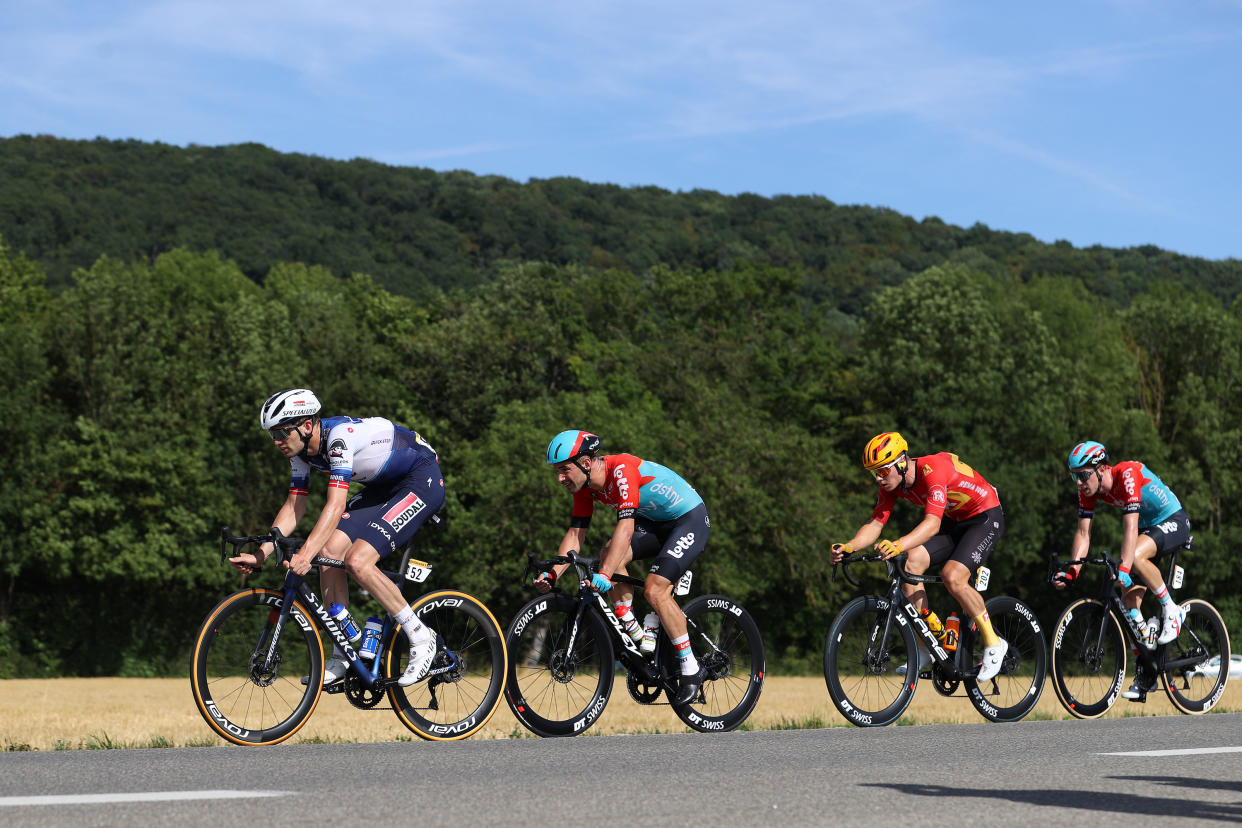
[875,539,904,560]
[1116,566,1132,589]
[830,542,853,564]
[229,551,264,575]
[533,570,556,594]
[590,573,613,593]
[284,548,314,576]
[1053,563,1080,590]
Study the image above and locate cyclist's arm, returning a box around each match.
[1070,517,1091,563]
[296,485,349,562]
[845,519,885,551]
[598,517,635,580]
[550,526,588,581]
[256,492,307,565]
[1118,511,1140,573]
[897,513,942,553]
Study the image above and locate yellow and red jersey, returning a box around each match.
[871,452,999,525]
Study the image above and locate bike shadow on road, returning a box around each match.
[861,778,1242,823]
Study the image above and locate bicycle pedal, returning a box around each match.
[323,681,346,694]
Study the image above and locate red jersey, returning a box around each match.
[871,452,1000,525]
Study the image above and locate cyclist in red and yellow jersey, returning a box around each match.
[829,432,1009,681]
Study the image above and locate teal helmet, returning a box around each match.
[1067,440,1108,470]
[546,430,601,465]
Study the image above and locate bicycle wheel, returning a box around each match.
[1049,598,1125,718]
[671,594,765,733]
[963,595,1047,723]
[504,593,614,737]
[824,595,918,727]
[1161,598,1231,714]
[190,588,323,746]
[385,590,508,740]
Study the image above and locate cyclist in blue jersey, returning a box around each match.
[1057,441,1192,698]
[228,388,445,687]
[536,430,711,705]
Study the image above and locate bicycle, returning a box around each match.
[824,551,1047,726]
[1047,539,1230,717]
[503,550,765,736]
[190,523,507,745]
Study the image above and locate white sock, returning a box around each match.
[395,606,432,644]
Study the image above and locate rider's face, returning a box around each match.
[1073,468,1100,496]
[554,460,588,493]
[271,420,307,456]
[873,462,902,491]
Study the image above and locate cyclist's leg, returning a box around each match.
[319,529,351,608]
[1138,511,1191,643]
[941,507,1003,620]
[643,505,710,642]
[901,543,932,612]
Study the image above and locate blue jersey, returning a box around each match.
[1078,460,1182,528]
[571,453,703,524]
[288,416,438,496]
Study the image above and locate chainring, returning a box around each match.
[626,671,663,704]
[344,671,385,709]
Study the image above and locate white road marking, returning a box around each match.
[1099,747,1242,757]
[0,790,294,807]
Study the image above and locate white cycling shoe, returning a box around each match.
[1157,605,1185,645]
[323,656,349,685]
[976,638,1008,682]
[399,633,438,687]
[896,647,932,676]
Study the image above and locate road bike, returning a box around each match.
[824,552,1047,726]
[1047,539,1230,717]
[190,523,507,745]
[504,550,764,736]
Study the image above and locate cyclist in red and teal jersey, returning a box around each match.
[1058,441,1191,697]
[829,431,1009,681]
[536,430,710,705]
[228,388,445,688]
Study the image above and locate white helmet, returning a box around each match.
[260,388,322,430]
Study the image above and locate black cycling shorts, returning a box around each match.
[922,505,1004,574]
[1140,509,1191,558]
[630,503,710,583]
[337,459,446,557]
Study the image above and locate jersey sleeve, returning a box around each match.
[570,487,594,528]
[610,456,643,520]
[1077,488,1095,519]
[869,487,896,525]
[289,456,310,497]
[1115,463,1143,515]
[918,459,950,519]
[325,427,354,493]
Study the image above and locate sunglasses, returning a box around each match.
[1071,469,1095,483]
[269,420,306,441]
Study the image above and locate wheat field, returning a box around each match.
[1,675,1238,750]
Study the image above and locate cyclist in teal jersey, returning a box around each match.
[1057,441,1192,698]
[536,430,711,705]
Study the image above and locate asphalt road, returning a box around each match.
[2,714,1240,827]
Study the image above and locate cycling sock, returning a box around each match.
[1153,584,1172,607]
[671,633,700,675]
[614,601,643,641]
[395,605,432,644]
[973,612,1000,648]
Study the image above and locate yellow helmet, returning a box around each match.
[862,432,909,471]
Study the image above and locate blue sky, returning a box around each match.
[3,1,1240,260]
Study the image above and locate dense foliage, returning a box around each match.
[0,136,1238,677]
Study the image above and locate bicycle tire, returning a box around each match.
[671,594,765,733]
[824,595,918,727]
[504,593,615,737]
[1048,598,1125,718]
[963,595,1047,723]
[385,590,508,740]
[1161,598,1231,714]
[190,588,323,746]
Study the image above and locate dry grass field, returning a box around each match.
[2,674,1239,750]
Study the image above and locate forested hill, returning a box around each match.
[2,134,1239,305]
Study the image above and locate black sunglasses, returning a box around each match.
[269,420,307,441]
[1071,469,1095,483]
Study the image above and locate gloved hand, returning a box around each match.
[533,570,556,594]
[1116,566,1133,589]
[875,539,904,559]
[1053,568,1077,590]
[830,542,853,563]
[590,573,613,593]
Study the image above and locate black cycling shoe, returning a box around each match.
[673,666,707,706]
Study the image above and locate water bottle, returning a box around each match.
[921,607,945,643]
[617,606,644,644]
[640,612,660,655]
[359,616,383,660]
[942,613,959,652]
[328,602,362,647]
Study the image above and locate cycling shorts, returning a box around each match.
[1140,509,1191,558]
[337,458,446,557]
[631,503,710,583]
[923,505,1004,574]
